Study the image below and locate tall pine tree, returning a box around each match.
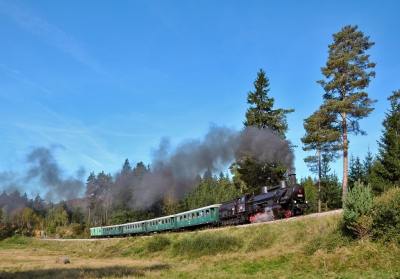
[317,25,377,203]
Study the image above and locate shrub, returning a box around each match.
[303,230,350,255]
[146,235,171,252]
[72,224,85,236]
[172,232,242,258]
[0,227,13,241]
[342,180,373,241]
[371,187,400,244]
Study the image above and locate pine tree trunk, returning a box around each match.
[318,148,321,213]
[88,207,91,225]
[342,111,348,207]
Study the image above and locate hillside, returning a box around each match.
[0,211,399,278]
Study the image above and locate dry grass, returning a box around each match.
[0,248,169,278]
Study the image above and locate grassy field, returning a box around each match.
[1,213,399,279]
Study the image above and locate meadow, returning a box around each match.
[0,213,399,279]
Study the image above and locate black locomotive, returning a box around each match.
[218,173,309,225]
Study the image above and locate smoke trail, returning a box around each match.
[0,145,85,203]
[131,124,294,208]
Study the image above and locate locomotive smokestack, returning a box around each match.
[289,173,296,186]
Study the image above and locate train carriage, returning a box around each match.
[102,224,123,237]
[175,204,221,229]
[145,214,176,233]
[123,221,145,235]
[90,226,103,238]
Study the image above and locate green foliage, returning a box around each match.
[1,235,31,246]
[371,187,400,244]
[46,205,69,227]
[342,180,373,240]
[372,90,400,195]
[321,171,342,210]
[172,232,242,258]
[303,230,350,256]
[300,176,318,213]
[348,154,365,189]
[72,223,85,236]
[233,158,287,191]
[146,235,171,252]
[244,69,294,136]
[122,158,132,172]
[363,147,375,184]
[301,106,341,169]
[0,227,12,241]
[181,171,239,211]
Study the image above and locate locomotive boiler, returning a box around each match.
[218,173,308,225]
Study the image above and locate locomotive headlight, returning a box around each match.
[297,188,304,198]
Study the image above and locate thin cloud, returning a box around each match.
[0,1,104,74]
[37,102,106,152]
[0,63,21,75]
[17,123,103,167]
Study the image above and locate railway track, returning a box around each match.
[240,208,343,228]
[37,209,343,240]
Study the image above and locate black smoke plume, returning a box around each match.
[130,124,294,208]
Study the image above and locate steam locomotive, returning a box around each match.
[90,173,309,238]
[219,173,309,225]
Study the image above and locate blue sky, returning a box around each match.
[1,0,399,201]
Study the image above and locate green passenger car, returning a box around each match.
[90,227,103,238]
[175,204,221,229]
[123,221,145,235]
[102,225,123,237]
[145,214,176,232]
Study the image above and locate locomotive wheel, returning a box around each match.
[284,210,291,218]
[249,215,255,223]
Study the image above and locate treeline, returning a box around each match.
[0,190,86,238]
[0,166,244,238]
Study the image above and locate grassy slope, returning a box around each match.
[0,213,399,279]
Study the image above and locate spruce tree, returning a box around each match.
[363,146,374,184]
[348,154,365,188]
[320,155,342,210]
[234,69,294,191]
[372,90,400,193]
[317,25,377,203]
[122,158,132,172]
[244,69,294,136]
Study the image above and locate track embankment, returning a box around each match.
[37,209,344,240]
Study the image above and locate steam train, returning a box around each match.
[90,173,309,238]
